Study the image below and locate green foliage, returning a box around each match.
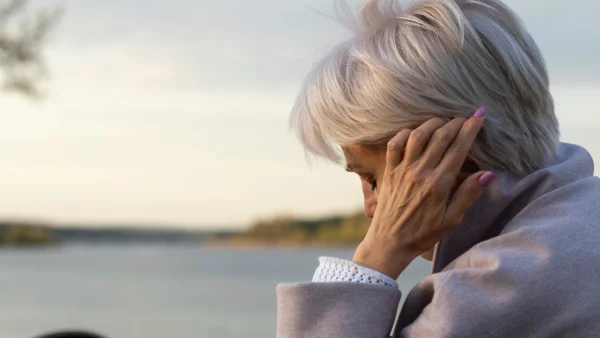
[0,221,54,246]
[235,211,371,246]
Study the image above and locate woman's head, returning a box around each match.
[291,0,559,176]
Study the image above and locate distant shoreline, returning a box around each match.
[0,210,369,248]
[207,239,356,250]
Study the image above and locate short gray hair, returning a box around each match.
[290,0,559,175]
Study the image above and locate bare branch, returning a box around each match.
[0,0,62,98]
[0,0,26,24]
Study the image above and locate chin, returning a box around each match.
[420,249,435,261]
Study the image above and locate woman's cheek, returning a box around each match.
[361,180,378,218]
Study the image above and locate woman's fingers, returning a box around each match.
[390,107,484,170]
[385,129,412,170]
[419,117,466,168]
[437,107,486,176]
[403,118,446,164]
[444,171,496,230]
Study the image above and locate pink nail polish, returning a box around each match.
[473,106,486,118]
[478,172,495,186]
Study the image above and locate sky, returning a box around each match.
[0,0,598,229]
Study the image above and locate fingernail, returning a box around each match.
[478,172,496,186]
[473,106,486,118]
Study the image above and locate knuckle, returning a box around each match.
[409,129,424,142]
[425,179,447,197]
[433,129,452,143]
[440,172,458,187]
[429,170,447,183]
[387,139,399,152]
[406,169,424,183]
[387,129,412,151]
[451,142,470,156]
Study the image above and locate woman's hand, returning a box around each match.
[352,107,495,280]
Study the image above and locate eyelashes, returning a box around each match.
[351,171,377,192]
[366,177,377,192]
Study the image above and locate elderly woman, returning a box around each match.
[276,0,600,337]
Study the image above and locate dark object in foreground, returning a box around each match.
[35,331,106,338]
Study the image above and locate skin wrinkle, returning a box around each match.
[343,129,482,260]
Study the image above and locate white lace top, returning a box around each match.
[312,256,398,288]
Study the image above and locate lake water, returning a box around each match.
[0,245,431,338]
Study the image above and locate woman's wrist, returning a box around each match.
[352,238,419,280]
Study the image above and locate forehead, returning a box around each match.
[342,145,385,171]
[342,145,366,161]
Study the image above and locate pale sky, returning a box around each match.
[0,0,598,229]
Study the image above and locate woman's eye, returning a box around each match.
[367,178,377,192]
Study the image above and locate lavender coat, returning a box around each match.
[277,143,600,337]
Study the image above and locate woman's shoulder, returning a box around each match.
[403,197,600,337]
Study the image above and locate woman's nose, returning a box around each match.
[363,201,376,218]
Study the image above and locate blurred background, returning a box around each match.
[0,0,597,337]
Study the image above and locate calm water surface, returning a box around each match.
[0,245,430,338]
